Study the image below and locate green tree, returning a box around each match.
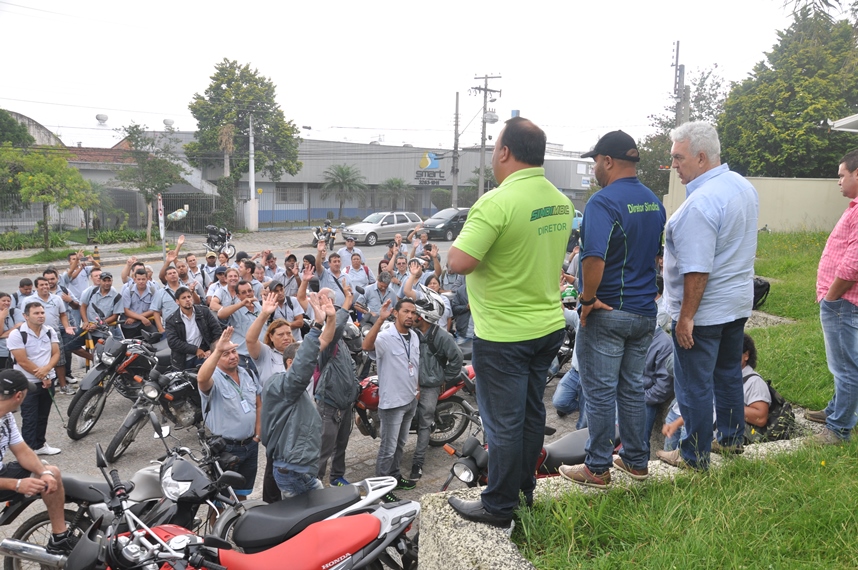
[459,167,497,207]
[718,10,858,177]
[186,59,302,182]
[16,149,91,250]
[114,123,187,245]
[0,110,34,147]
[637,66,727,198]
[0,143,27,214]
[431,188,452,210]
[378,177,414,211]
[321,164,367,220]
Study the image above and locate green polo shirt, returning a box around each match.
[453,167,572,342]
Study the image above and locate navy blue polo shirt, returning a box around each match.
[579,177,666,316]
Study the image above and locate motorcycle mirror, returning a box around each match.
[216,470,246,490]
[355,286,366,295]
[149,411,171,455]
[472,444,489,470]
[95,444,108,469]
[461,436,481,457]
[149,368,161,382]
[203,535,233,550]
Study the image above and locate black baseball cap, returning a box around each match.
[581,130,640,163]
[0,370,33,396]
[215,266,227,275]
[100,271,113,280]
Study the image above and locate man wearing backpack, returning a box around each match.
[806,148,858,444]
[409,286,463,481]
[9,278,33,312]
[80,271,122,340]
[121,269,158,340]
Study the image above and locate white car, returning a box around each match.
[341,212,423,246]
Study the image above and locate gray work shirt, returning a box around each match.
[227,301,266,357]
[61,266,92,300]
[253,343,290,391]
[317,268,349,306]
[121,283,156,327]
[274,297,304,342]
[80,286,122,323]
[150,286,181,321]
[214,287,239,308]
[357,283,398,317]
[179,277,206,301]
[369,324,420,410]
[22,293,66,331]
[271,273,300,298]
[264,267,285,281]
[199,366,259,440]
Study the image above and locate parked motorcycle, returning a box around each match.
[105,368,202,463]
[66,329,172,440]
[311,219,343,250]
[354,366,475,447]
[204,225,235,260]
[0,441,419,570]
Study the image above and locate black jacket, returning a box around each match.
[165,306,223,370]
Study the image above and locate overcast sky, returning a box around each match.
[0,0,822,152]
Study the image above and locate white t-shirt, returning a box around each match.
[0,412,24,466]
[7,324,58,383]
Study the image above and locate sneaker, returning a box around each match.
[58,385,76,395]
[330,477,350,487]
[809,428,844,446]
[656,449,697,470]
[804,409,827,424]
[410,464,423,480]
[711,440,744,455]
[46,531,79,555]
[65,375,79,385]
[558,464,611,488]
[382,491,400,503]
[612,456,649,481]
[34,444,61,456]
[396,476,417,491]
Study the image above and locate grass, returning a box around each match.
[514,231,850,568]
[118,244,163,255]
[0,248,79,265]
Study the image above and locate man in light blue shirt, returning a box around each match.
[315,243,349,306]
[216,280,267,373]
[658,121,758,471]
[356,272,398,333]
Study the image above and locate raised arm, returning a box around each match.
[403,263,422,300]
[362,299,392,351]
[247,292,277,360]
[296,265,314,312]
[198,327,235,395]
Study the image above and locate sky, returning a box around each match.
[0,0,822,153]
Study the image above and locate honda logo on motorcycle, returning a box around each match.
[322,553,352,569]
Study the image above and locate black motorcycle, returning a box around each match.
[105,368,202,463]
[204,224,235,259]
[66,329,172,440]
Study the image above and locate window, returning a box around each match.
[275,184,303,204]
[406,213,421,223]
[395,214,408,224]
[382,215,394,225]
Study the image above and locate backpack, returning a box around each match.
[743,373,796,444]
[752,278,770,310]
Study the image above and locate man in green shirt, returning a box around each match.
[447,116,572,527]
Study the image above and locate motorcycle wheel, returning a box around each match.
[312,237,319,247]
[222,244,236,260]
[4,509,84,570]
[66,386,107,440]
[429,395,469,447]
[105,412,148,463]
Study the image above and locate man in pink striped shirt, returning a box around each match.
[806,148,858,444]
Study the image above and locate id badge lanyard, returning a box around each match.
[398,334,416,378]
[221,370,253,414]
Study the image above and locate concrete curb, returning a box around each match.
[0,250,212,276]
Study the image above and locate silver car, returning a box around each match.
[342,211,423,246]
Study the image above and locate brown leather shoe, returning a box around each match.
[559,464,611,488]
[612,456,649,480]
[804,410,827,424]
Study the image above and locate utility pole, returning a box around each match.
[673,42,690,127]
[451,92,460,208]
[247,114,258,231]
[471,74,501,198]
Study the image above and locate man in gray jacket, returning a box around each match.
[410,285,463,480]
[261,293,336,498]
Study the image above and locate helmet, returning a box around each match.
[561,285,578,306]
[324,219,332,226]
[413,284,445,324]
[343,322,363,353]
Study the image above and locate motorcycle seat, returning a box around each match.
[541,429,590,474]
[62,475,135,504]
[231,484,361,551]
[156,347,172,370]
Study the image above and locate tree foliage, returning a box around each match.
[431,188,452,210]
[114,123,187,245]
[186,59,302,183]
[718,10,858,177]
[0,110,34,147]
[15,149,92,250]
[321,164,367,220]
[378,177,414,211]
[0,143,28,214]
[637,66,728,198]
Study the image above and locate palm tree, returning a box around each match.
[321,164,367,220]
[378,177,415,211]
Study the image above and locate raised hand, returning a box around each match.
[320,293,336,318]
[409,262,422,276]
[215,326,236,353]
[306,292,323,318]
[302,265,315,281]
[177,234,186,248]
[378,298,393,322]
[317,240,326,254]
[261,291,278,314]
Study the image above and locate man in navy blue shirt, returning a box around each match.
[560,130,666,489]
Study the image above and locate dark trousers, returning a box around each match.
[21,381,53,450]
[317,402,353,483]
[262,453,281,504]
[473,328,564,518]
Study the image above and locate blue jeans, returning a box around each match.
[473,328,564,517]
[820,299,858,440]
[553,367,588,430]
[376,400,417,479]
[577,309,654,473]
[672,317,746,469]
[662,404,686,451]
[274,467,323,499]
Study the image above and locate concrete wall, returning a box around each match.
[664,171,847,232]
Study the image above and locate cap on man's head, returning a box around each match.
[215,266,227,275]
[345,236,355,242]
[100,271,113,280]
[285,253,297,262]
[580,130,640,163]
[206,251,217,259]
[0,370,32,396]
[271,282,285,290]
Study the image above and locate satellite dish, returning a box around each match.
[96,114,108,125]
[163,119,175,127]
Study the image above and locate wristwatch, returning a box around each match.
[310,320,324,331]
[579,296,597,306]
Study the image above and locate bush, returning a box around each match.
[90,229,147,245]
[0,230,67,251]
[431,188,452,210]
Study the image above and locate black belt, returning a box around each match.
[222,436,255,446]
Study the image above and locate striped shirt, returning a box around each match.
[817,198,858,304]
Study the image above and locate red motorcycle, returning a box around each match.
[354,366,476,447]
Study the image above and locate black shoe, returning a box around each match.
[382,491,400,503]
[556,410,567,418]
[47,530,79,555]
[410,464,423,480]
[396,476,417,490]
[447,496,512,528]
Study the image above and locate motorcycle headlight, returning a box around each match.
[100,353,117,366]
[161,466,192,500]
[142,382,160,400]
[452,457,478,483]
